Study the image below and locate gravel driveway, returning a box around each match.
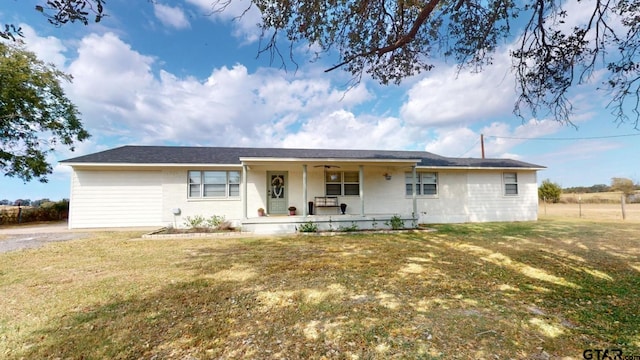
[0,222,90,253]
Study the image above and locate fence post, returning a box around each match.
[578,196,582,218]
[621,194,627,220]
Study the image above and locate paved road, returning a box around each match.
[0,222,91,253]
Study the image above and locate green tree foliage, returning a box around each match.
[0,42,89,182]
[611,177,636,196]
[3,1,640,126]
[538,179,562,203]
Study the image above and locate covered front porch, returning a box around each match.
[238,157,423,230]
[241,213,416,234]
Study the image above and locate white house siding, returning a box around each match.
[359,166,409,215]
[409,170,538,224]
[161,169,243,228]
[283,167,304,213]
[245,168,266,217]
[418,172,470,223]
[465,171,538,222]
[356,168,471,222]
[69,170,163,228]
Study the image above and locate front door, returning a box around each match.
[267,171,288,215]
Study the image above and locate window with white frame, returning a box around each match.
[188,170,240,198]
[325,171,359,196]
[503,172,518,195]
[405,172,438,196]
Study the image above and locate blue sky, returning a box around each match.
[1,0,639,202]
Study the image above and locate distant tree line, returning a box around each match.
[540,177,640,204]
[563,179,640,194]
[0,198,70,206]
[0,199,69,225]
[562,184,613,194]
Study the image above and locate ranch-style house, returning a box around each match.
[61,146,545,233]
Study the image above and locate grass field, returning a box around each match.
[560,191,628,202]
[1,220,639,359]
[540,202,640,222]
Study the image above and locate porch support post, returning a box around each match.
[412,165,417,220]
[302,164,308,216]
[242,164,248,219]
[359,165,365,216]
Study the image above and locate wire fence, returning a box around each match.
[539,201,640,222]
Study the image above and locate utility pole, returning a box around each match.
[480,134,485,159]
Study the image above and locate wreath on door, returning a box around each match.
[272,175,284,198]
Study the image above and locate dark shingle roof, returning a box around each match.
[61,145,544,169]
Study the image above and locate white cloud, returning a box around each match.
[401,50,515,127]
[18,24,68,68]
[153,3,190,30]
[281,111,411,150]
[424,127,479,157]
[58,32,384,149]
[66,33,156,137]
[425,119,564,159]
[185,0,262,43]
[481,119,565,158]
[533,139,622,164]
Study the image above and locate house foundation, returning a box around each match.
[241,214,416,234]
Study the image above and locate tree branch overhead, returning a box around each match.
[2,0,639,127]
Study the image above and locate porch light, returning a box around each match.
[383,173,392,180]
[330,174,338,181]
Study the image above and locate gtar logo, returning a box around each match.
[583,349,623,360]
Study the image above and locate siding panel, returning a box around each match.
[466,171,538,222]
[69,170,163,228]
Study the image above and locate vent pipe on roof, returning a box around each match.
[481,134,485,159]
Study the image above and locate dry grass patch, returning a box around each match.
[540,202,640,222]
[1,221,639,359]
[561,191,627,203]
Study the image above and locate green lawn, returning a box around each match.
[1,220,639,359]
